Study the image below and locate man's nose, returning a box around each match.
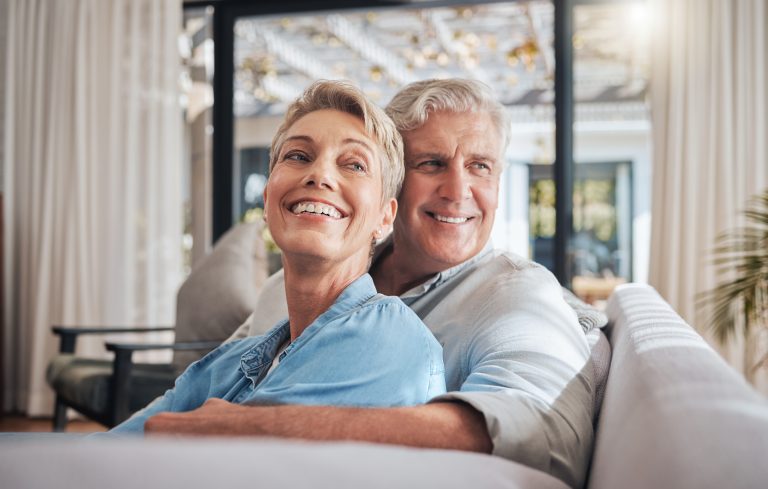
[437,165,471,201]
[301,157,337,190]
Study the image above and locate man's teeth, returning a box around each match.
[434,214,469,224]
[291,202,342,218]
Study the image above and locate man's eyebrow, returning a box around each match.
[469,152,499,162]
[407,151,448,160]
[407,151,498,162]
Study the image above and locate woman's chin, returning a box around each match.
[280,245,369,275]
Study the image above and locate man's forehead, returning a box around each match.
[402,128,502,160]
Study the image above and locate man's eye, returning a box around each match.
[471,162,492,172]
[416,160,443,170]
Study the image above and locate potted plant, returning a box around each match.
[702,189,768,385]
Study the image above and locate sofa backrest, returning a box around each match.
[588,283,768,489]
[172,221,269,375]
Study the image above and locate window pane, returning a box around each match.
[182,7,215,271]
[570,1,651,304]
[232,2,557,259]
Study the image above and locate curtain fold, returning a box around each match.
[3,0,183,415]
[649,0,768,392]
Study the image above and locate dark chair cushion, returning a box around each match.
[46,354,176,418]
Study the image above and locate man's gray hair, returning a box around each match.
[385,78,510,153]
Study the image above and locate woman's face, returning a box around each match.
[265,109,397,271]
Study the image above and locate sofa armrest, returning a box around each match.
[102,340,221,424]
[588,283,768,489]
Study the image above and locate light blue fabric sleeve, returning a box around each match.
[108,388,179,434]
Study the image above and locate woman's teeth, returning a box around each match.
[291,202,342,218]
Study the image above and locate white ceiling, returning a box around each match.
[231,1,650,123]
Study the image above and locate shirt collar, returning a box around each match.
[240,273,378,379]
[372,237,495,300]
[322,273,378,317]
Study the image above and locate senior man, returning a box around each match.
[145,79,596,488]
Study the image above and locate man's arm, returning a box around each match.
[145,398,491,453]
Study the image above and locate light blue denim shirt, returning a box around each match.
[111,274,445,433]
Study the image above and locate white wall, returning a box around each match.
[235,115,283,149]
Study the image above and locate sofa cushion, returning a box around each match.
[562,287,608,333]
[172,222,268,375]
[586,328,611,423]
[0,438,571,489]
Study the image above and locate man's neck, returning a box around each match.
[370,243,442,297]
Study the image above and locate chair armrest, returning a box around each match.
[104,340,221,353]
[103,340,222,426]
[51,325,175,354]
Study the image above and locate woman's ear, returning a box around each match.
[262,187,269,222]
[376,198,397,238]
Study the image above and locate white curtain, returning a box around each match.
[649,0,768,392]
[3,0,183,415]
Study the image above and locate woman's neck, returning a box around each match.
[282,254,367,341]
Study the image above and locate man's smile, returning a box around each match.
[426,211,474,224]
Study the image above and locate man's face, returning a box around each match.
[394,110,502,271]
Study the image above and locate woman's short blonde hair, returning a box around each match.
[270,80,405,201]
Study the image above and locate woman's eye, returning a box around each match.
[347,162,367,173]
[284,152,309,162]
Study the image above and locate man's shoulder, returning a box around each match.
[465,249,560,290]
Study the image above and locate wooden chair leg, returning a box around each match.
[53,397,68,432]
[109,349,134,427]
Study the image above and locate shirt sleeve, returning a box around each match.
[430,259,594,488]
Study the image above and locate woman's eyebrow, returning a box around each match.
[283,135,313,144]
[283,135,373,155]
[343,138,375,155]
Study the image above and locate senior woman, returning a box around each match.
[111,81,446,433]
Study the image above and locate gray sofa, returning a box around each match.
[4,282,768,488]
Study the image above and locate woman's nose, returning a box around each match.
[301,157,337,190]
